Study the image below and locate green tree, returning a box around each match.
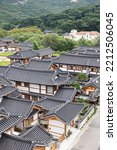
[33,41,39,50]
[77,73,88,81]
[0,29,7,38]
[42,34,75,51]
[72,82,80,90]
[1,22,15,30]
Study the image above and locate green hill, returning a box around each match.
[0,0,99,23]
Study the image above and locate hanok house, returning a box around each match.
[39,102,84,142]
[80,76,100,104]
[0,38,15,52]
[88,88,100,104]
[36,98,65,114]
[8,49,39,64]
[82,76,100,95]
[0,96,41,135]
[20,124,57,150]
[0,133,34,150]
[0,75,21,100]
[53,54,100,74]
[5,66,75,101]
[26,59,57,71]
[0,112,23,135]
[16,42,33,51]
[69,46,100,57]
[34,47,55,59]
[0,43,7,52]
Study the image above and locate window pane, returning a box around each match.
[47,86,53,94]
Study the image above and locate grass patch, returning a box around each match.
[0,51,13,57]
[0,61,10,66]
[52,53,60,57]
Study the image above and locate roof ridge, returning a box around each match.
[54,102,67,113]
[21,123,53,138]
[61,53,100,59]
[4,96,34,104]
[7,65,54,73]
[3,133,34,144]
[0,75,12,85]
[45,97,66,103]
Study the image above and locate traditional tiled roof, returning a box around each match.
[89,88,100,99]
[0,133,34,150]
[83,76,100,89]
[34,48,55,57]
[20,124,53,145]
[54,54,100,67]
[69,46,100,57]
[0,86,16,97]
[36,98,65,111]
[44,102,84,124]
[9,89,21,98]
[0,66,9,75]
[8,49,38,59]
[0,115,23,134]
[0,107,8,116]
[0,97,34,118]
[0,75,12,86]
[0,38,14,43]
[26,59,53,71]
[17,42,33,48]
[5,66,73,86]
[50,86,76,102]
[0,75,20,98]
[11,61,26,68]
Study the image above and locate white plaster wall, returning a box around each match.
[49,120,65,136]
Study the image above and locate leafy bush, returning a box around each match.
[77,73,88,81]
[72,82,80,90]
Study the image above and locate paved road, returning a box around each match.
[72,110,100,150]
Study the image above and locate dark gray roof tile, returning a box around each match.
[5,66,55,85]
[0,75,12,86]
[26,59,52,71]
[0,133,33,150]
[8,49,38,59]
[5,66,73,86]
[0,97,34,117]
[50,86,76,102]
[20,124,53,145]
[0,66,9,75]
[83,76,100,89]
[0,115,23,134]
[36,98,65,110]
[9,89,21,98]
[0,86,16,97]
[54,54,100,67]
[34,48,54,56]
[45,102,84,124]
[0,107,8,116]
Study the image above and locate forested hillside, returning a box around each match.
[0,0,99,24]
[1,5,100,33]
